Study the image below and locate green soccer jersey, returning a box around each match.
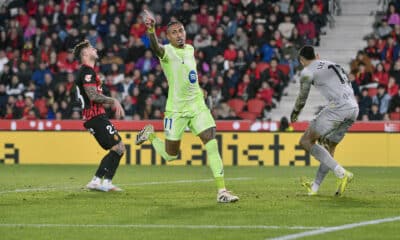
[159,44,207,114]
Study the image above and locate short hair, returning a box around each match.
[299,45,316,60]
[167,20,183,31]
[73,40,90,60]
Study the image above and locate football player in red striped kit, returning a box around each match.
[73,40,125,192]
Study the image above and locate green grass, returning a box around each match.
[0,165,399,240]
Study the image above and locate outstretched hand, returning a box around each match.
[143,10,155,32]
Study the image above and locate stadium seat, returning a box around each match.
[389,112,400,120]
[247,98,265,116]
[227,98,246,114]
[256,62,270,73]
[277,64,290,76]
[368,87,378,97]
[238,111,258,121]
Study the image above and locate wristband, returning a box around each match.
[147,27,155,33]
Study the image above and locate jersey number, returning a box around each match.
[106,125,116,135]
[76,86,85,109]
[164,118,173,130]
[328,64,348,84]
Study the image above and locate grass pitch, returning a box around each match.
[0,165,399,240]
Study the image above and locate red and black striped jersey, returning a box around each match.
[75,64,106,121]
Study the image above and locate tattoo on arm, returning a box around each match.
[294,77,312,112]
[148,32,165,58]
[84,86,114,104]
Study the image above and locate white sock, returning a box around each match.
[103,179,112,185]
[311,182,320,192]
[334,165,346,178]
[92,176,101,183]
[218,188,227,194]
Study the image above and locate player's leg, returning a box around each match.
[309,139,337,194]
[191,110,238,203]
[136,112,185,161]
[85,116,125,191]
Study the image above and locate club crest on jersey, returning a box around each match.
[85,74,92,82]
[188,70,197,84]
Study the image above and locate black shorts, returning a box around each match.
[83,114,121,150]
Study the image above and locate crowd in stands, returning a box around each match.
[0,0,332,121]
[351,1,400,121]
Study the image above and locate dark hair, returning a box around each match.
[167,20,183,30]
[299,45,316,60]
[72,40,90,60]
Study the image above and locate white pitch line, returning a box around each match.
[0,223,322,230]
[0,177,253,195]
[269,216,400,240]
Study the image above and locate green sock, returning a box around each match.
[150,134,178,162]
[205,139,226,190]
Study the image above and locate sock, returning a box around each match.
[151,136,178,161]
[104,150,122,180]
[95,151,115,178]
[311,182,320,192]
[334,165,346,178]
[205,139,226,190]
[91,176,101,184]
[314,163,330,187]
[310,144,346,178]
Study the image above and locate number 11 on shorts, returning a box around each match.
[164,118,173,130]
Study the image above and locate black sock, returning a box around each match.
[95,151,117,178]
[104,151,122,180]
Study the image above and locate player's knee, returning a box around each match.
[299,136,312,150]
[112,142,125,156]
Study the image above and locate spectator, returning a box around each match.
[373,84,392,115]
[278,15,295,39]
[257,81,274,106]
[368,103,383,121]
[193,27,212,50]
[232,27,249,51]
[372,63,389,86]
[6,75,25,96]
[135,50,158,75]
[376,18,392,39]
[381,36,400,63]
[364,37,380,60]
[32,61,51,86]
[387,3,400,26]
[21,96,39,120]
[297,14,316,45]
[350,51,373,74]
[387,76,399,96]
[355,63,372,86]
[358,88,372,119]
[389,88,400,113]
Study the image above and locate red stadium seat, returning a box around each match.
[238,111,257,121]
[390,112,400,120]
[247,98,265,116]
[256,62,270,73]
[227,98,245,114]
[368,87,378,97]
[278,64,290,76]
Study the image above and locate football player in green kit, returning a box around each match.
[136,10,239,203]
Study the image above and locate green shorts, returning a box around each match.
[163,109,216,141]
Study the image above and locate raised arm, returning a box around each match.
[144,10,165,58]
[290,73,312,122]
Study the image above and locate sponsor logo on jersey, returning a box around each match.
[188,70,197,84]
[85,74,92,82]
